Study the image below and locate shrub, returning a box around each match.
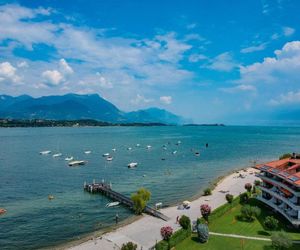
[200,204,211,221]
[244,183,252,192]
[279,153,292,160]
[264,216,279,230]
[225,194,234,203]
[160,226,173,240]
[197,223,209,243]
[179,215,191,230]
[271,232,292,249]
[121,242,137,250]
[204,188,212,196]
[254,180,261,186]
[168,228,191,248]
[155,240,168,250]
[240,192,250,204]
[240,205,261,221]
[131,187,151,214]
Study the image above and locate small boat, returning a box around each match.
[172,150,177,154]
[161,158,166,161]
[40,150,51,155]
[146,145,152,149]
[103,153,110,157]
[176,140,182,145]
[136,144,140,147]
[53,153,62,158]
[112,148,116,152]
[106,156,113,161]
[127,147,132,150]
[65,156,74,161]
[68,160,86,167]
[128,162,138,168]
[84,151,91,154]
[105,201,120,207]
[195,152,200,156]
[48,195,55,200]
[0,208,6,215]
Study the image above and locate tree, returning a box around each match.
[160,226,173,240]
[179,215,191,230]
[197,223,209,243]
[240,205,261,221]
[200,204,211,221]
[131,187,151,214]
[254,180,261,186]
[271,232,292,249]
[279,153,292,160]
[240,192,250,204]
[121,242,138,250]
[204,188,212,196]
[264,216,279,230]
[226,194,234,203]
[244,183,252,192]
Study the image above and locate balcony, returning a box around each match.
[259,173,300,196]
[257,196,300,225]
[260,186,300,210]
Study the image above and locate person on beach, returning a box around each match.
[176,216,179,224]
[115,213,119,224]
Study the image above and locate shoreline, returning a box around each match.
[50,165,257,250]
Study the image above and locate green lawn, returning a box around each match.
[209,198,300,240]
[175,197,300,250]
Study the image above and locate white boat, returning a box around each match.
[146,145,152,149]
[106,156,113,161]
[40,150,51,155]
[127,147,132,150]
[103,153,110,157]
[105,201,120,207]
[53,153,62,158]
[112,148,116,152]
[195,152,200,156]
[136,144,140,147]
[68,160,86,167]
[84,151,91,154]
[65,156,74,161]
[128,162,138,168]
[172,150,177,154]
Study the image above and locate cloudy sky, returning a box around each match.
[0,0,300,124]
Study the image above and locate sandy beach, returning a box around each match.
[65,167,259,250]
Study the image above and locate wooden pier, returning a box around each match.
[84,182,169,221]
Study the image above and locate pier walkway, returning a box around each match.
[84,182,169,221]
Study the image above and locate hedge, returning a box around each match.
[155,228,191,250]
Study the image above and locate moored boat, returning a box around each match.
[40,150,51,155]
[128,162,138,168]
[106,156,113,161]
[68,160,87,167]
[103,153,110,157]
[53,153,62,158]
[65,156,74,161]
[105,201,120,207]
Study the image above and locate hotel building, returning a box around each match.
[256,155,300,227]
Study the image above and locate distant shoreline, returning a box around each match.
[0,118,225,128]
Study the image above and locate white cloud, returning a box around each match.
[269,90,300,106]
[0,62,21,83]
[205,52,238,72]
[17,61,28,68]
[160,96,172,105]
[95,72,113,89]
[59,59,73,75]
[189,53,207,62]
[130,94,153,105]
[283,26,295,37]
[239,41,300,85]
[42,70,64,85]
[186,23,197,29]
[220,84,256,93]
[241,43,267,54]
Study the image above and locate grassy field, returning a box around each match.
[175,197,300,250]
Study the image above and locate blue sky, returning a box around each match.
[0,0,300,124]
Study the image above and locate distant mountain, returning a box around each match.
[125,107,185,125]
[0,94,186,125]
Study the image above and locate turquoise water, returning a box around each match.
[1,126,300,249]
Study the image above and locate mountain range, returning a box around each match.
[0,93,186,125]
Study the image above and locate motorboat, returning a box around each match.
[105,201,120,207]
[195,152,200,156]
[128,162,138,168]
[103,153,110,157]
[136,144,140,147]
[65,156,74,161]
[127,147,132,150]
[84,151,91,154]
[106,156,113,161]
[172,150,177,154]
[40,150,51,155]
[68,160,87,167]
[112,148,116,152]
[146,145,152,149]
[53,153,62,158]
[0,208,6,215]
